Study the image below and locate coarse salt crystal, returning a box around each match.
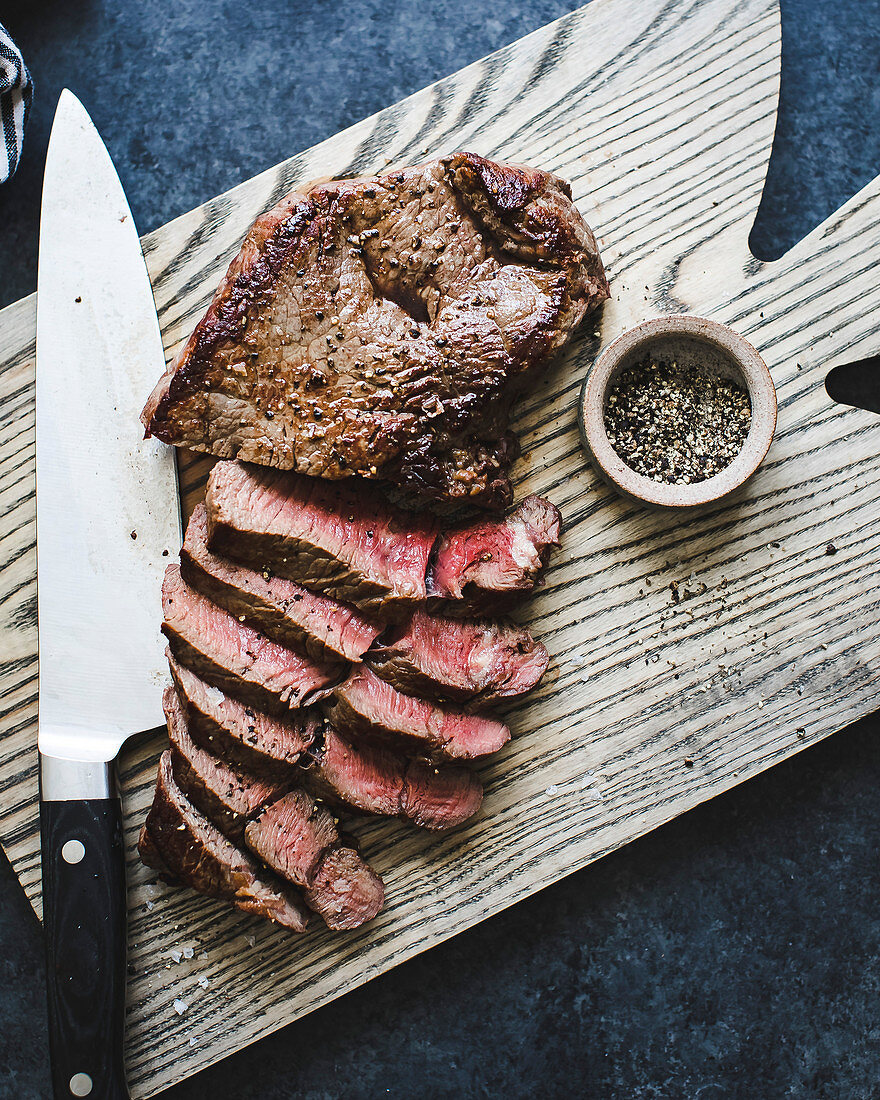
[544,784,558,796]
[170,950,182,963]
[183,947,194,959]
[198,976,209,989]
[173,998,188,1015]
[205,685,225,705]
[189,1037,198,1047]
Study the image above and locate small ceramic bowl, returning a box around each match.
[578,315,777,508]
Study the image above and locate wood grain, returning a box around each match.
[2,0,880,1093]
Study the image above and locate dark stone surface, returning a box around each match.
[1,1,879,1097]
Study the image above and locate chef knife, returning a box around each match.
[36,91,181,1100]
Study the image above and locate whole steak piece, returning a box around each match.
[142,152,609,508]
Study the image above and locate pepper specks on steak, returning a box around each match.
[168,653,317,776]
[164,685,289,842]
[182,502,382,662]
[161,564,341,714]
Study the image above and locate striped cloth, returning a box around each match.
[0,23,32,182]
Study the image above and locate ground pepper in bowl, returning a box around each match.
[603,358,751,485]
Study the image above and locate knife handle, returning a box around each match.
[40,758,129,1100]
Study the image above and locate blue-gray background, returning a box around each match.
[1,1,879,1096]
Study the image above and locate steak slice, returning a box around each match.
[168,653,315,775]
[141,152,609,509]
[182,503,382,662]
[428,495,561,607]
[162,564,340,714]
[365,609,548,705]
[244,789,384,930]
[164,686,289,842]
[206,460,437,615]
[304,724,482,830]
[324,667,509,760]
[138,751,309,932]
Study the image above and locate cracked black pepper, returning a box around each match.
[604,359,751,484]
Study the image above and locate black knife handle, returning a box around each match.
[40,792,129,1100]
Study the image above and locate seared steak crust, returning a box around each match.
[142,152,608,508]
[138,751,310,932]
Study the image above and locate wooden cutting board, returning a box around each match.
[2,0,879,1093]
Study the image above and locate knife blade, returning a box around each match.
[36,90,181,1100]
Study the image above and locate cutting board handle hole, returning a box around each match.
[825,357,880,415]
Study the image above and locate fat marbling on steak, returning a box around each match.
[427,494,561,606]
[142,152,608,508]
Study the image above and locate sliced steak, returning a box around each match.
[162,564,340,714]
[206,460,437,615]
[324,667,509,760]
[428,495,561,607]
[307,848,384,933]
[244,789,384,930]
[141,152,609,509]
[138,751,309,932]
[182,503,381,662]
[164,686,289,842]
[365,609,548,705]
[304,724,482,829]
[168,653,315,776]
